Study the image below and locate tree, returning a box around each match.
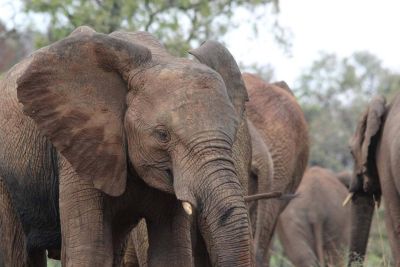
[295,51,400,171]
[0,21,33,73]
[3,0,285,56]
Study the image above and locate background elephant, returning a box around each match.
[0,26,254,266]
[347,93,400,266]
[277,166,351,267]
[243,73,309,266]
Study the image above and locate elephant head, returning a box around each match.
[17,26,252,266]
[346,95,386,265]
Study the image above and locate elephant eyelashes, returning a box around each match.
[153,127,171,143]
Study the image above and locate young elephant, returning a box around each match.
[244,73,309,266]
[104,73,306,267]
[0,26,254,266]
[277,166,351,267]
[346,93,400,266]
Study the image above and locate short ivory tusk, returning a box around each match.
[244,191,283,202]
[182,201,193,215]
[342,192,354,207]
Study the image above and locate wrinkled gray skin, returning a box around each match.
[347,93,400,267]
[121,220,148,267]
[124,75,310,267]
[0,26,253,266]
[122,121,273,267]
[277,166,351,267]
[121,124,273,267]
[244,74,309,267]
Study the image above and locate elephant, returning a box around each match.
[118,74,309,267]
[0,175,32,266]
[276,166,351,267]
[346,93,400,266]
[0,26,255,266]
[121,219,148,267]
[243,73,309,266]
[336,171,351,189]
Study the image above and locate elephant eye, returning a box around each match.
[153,126,171,143]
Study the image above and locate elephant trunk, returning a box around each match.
[175,147,253,267]
[197,167,252,266]
[348,193,375,266]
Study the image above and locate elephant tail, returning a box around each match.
[313,222,325,266]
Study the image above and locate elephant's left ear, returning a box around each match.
[189,41,248,117]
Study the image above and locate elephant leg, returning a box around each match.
[248,124,275,267]
[132,220,149,267]
[254,198,284,266]
[325,243,345,267]
[276,219,319,267]
[383,207,400,267]
[147,201,193,267]
[381,184,400,265]
[122,219,148,267]
[256,169,303,266]
[59,157,113,267]
[313,222,325,267]
[0,176,45,267]
[121,233,139,267]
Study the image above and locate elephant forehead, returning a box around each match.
[168,93,239,139]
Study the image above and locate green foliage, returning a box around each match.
[294,51,400,172]
[16,0,280,55]
[47,258,61,267]
[0,22,30,73]
[240,62,275,82]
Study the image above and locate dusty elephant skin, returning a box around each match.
[243,73,309,267]
[0,26,253,266]
[347,93,400,267]
[121,219,148,267]
[277,166,351,267]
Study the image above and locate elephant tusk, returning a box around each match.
[182,201,193,215]
[342,192,354,207]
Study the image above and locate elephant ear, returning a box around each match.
[189,41,248,116]
[360,96,386,172]
[17,26,152,196]
[350,95,386,194]
[272,81,294,96]
[110,31,171,58]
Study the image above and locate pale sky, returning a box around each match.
[227,0,400,85]
[1,0,399,86]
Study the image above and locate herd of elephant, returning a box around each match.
[0,25,399,267]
